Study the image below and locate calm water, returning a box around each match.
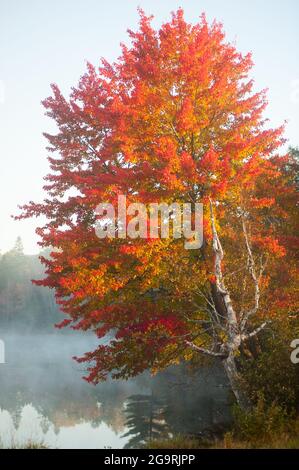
[0,331,231,448]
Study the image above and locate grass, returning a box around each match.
[146,435,207,449]
[216,431,299,449]
[145,427,299,449]
[0,439,50,449]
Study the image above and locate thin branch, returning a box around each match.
[223,265,248,279]
[185,340,226,358]
[196,289,227,322]
[240,216,263,330]
[241,321,270,341]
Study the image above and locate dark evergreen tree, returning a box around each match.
[122,393,169,448]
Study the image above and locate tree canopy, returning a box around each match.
[17,10,298,406]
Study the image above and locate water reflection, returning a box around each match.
[0,404,128,449]
[0,332,231,448]
[123,393,169,448]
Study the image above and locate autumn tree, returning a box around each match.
[17,9,298,409]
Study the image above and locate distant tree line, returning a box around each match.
[0,237,61,331]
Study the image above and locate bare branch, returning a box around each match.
[241,321,269,341]
[185,340,226,358]
[196,290,225,321]
[223,265,248,279]
[240,216,266,330]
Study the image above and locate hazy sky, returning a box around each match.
[0,0,298,254]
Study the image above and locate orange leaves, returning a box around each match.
[197,149,233,198]
[253,236,286,258]
[208,274,217,284]
[16,8,297,383]
[249,197,275,209]
[200,147,220,172]
[176,97,197,133]
[235,154,270,190]
[180,151,197,180]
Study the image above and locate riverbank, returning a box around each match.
[146,418,299,449]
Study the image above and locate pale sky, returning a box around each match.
[0,0,298,254]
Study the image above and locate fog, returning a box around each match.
[0,330,231,448]
[0,248,231,448]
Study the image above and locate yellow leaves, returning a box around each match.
[219,331,228,343]
[182,349,195,361]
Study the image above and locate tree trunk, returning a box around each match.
[223,353,250,411]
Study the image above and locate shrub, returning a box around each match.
[232,393,291,446]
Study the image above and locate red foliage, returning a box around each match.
[15,9,297,383]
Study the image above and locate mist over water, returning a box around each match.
[0,329,231,448]
[0,242,231,448]
[0,331,142,448]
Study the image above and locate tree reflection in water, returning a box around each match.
[0,333,231,448]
